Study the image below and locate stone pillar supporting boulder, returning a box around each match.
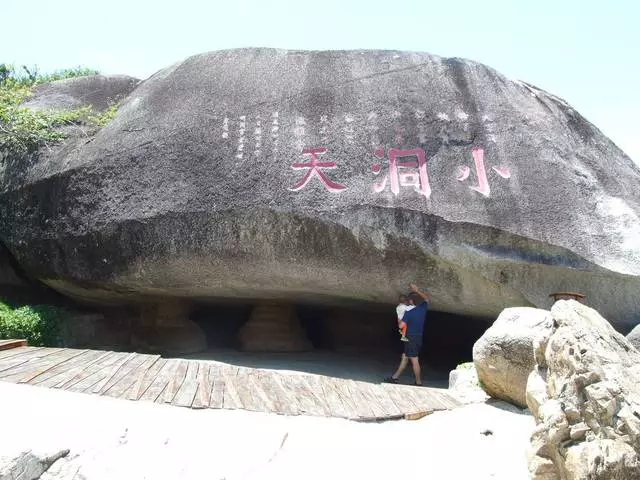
[473,307,552,408]
[526,300,640,480]
[236,303,312,352]
[131,299,207,355]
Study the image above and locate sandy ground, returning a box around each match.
[0,379,534,480]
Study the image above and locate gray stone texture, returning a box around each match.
[526,300,640,480]
[473,307,552,407]
[1,49,639,326]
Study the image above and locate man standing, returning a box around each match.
[384,283,429,386]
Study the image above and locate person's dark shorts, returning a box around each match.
[404,336,422,358]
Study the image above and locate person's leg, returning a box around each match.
[386,354,408,382]
[409,357,422,385]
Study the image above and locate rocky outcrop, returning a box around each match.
[131,301,207,355]
[0,447,69,480]
[473,307,551,407]
[237,303,312,352]
[1,49,639,325]
[448,362,489,404]
[626,324,640,351]
[526,300,640,480]
[23,74,139,112]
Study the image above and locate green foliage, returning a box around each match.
[88,101,121,127]
[0,63,105,157]
[0,303,65,347]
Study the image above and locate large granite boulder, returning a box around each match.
[626,324,640,351]
[473,307,551,407]
[23,74,140,112]
[1,49,639,325]
[526,300,640,480]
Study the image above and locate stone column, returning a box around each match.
[237,302,312,352]
[131,299,207,355]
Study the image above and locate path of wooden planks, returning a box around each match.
[0,345,461,421]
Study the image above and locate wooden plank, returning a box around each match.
[208,364,224,409]
[268,373,301,416]
[396,385,433,415]
[221,365,243,410]
[313,376,349,419]
[192,362,212,409]
[0,339,27,351]
[125,357,167,401]
[354,380,387,419]
[245,370,278,414]
[103,355,160,399]
[62,352,129,392]
[91,352,139,394]
[233,367,260,411]
[346,380,383,419]
[0,346,39,361]
[161,359,188,404]
[331,377,360,418]
[250,370,293,415]
[277,374,325,416]
[138,359,176,402]
[40,351,111,388]
[381,384,420,414]
[0,348,62,373]
[364,383,403,418]
[0,349,78,380]
[172,360,200,407]
[423,388,461,410]
[300,375,332,416]
[324,377,359,419]
[17,349,90,384]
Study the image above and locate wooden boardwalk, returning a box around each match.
[0,345,461,421]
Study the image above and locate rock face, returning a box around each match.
[237,303,312,352]
[131,301,207,355]
[473,307,551,407]
[626,324,640,351]
[23,74,140,112]
[448,362,489,404]
[1,49,639,325]
[526,300,640,480]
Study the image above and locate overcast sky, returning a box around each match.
[2,0,638,164]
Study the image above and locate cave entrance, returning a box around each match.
[186,302,491,387]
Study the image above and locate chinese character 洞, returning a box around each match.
[371,148,431,199]
[289,147,347,193]
[456,147,511,197]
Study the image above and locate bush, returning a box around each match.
[0,303,65,347]
[0,63,107,156]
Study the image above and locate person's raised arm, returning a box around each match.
[409,283,429,302]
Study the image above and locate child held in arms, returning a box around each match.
[396,294,413,342]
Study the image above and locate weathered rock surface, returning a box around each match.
[237,303,312,352]
[473,307,551,407]
[526,300,640,480]
[23,74,140,112]
[0,447,69,480]
[323,308,396,353]
[448,362,489,404]
[131,301,207,354]
[626,324,640,351]
[1,49,639,325]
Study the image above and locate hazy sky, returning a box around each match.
[2,0,638,163]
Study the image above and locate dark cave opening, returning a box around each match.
[189,302,492,383]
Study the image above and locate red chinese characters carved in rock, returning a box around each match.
[456,147,511,197]
[371,148,431,199]
[288,147,347,193]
